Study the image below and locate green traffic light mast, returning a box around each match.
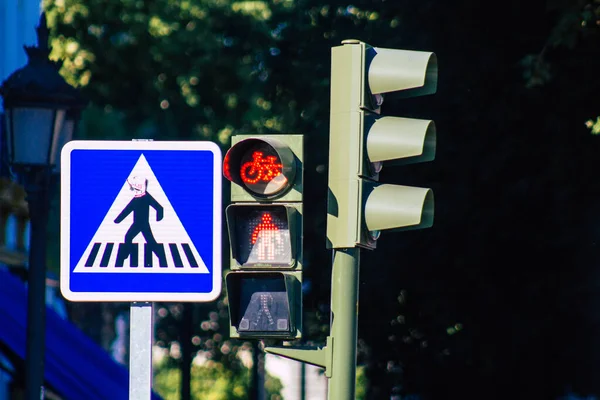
[266,39,438,399]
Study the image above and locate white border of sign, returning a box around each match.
[60,140,222,302]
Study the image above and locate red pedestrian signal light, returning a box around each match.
[226,204,300,268]
[249,212,287,262]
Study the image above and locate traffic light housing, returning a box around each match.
[224,134,303,339]
[224,135,302,203]
[327,40,437,249]
[227,204,301,268]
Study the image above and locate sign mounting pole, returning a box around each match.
[129,301,153,399]
[129,139,153,400]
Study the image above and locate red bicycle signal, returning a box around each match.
[240,151,284,184]
[223,136,298,199]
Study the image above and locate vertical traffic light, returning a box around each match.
[327,40,437,249]
[262,41,439,400]
[223,135,303,339]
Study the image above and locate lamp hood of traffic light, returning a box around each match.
[223,137,297,199]
[367,47,437,97]
[366,117,436,164]
[364,184,434,232]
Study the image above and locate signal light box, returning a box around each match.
[224,135,302,203]
[226,271,301,337]
[226,204,301,268]
[223,135,303,340]
[327,40,437,249]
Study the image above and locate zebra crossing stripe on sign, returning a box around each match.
[73,153,209,274]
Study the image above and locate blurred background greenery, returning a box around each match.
[40,0,600,398]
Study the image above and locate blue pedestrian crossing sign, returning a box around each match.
[60,141,222,302]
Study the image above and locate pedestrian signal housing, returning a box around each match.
[224,134,303,340]
[226,204,300,268]
[226,272,301,337]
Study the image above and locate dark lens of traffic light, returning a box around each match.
[236,275,291,334]
[239,143,289,196]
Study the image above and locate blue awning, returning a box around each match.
[0,268,162,399]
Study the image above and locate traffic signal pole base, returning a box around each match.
[264,336,333,378]
[328,248,360,400]
[266,249,360,400]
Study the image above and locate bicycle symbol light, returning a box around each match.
[240,151,283,184]
[224,138,296,199]
[239,149,288,196]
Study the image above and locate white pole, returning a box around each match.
[129,303,153,400]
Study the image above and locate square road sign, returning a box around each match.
[60,141,222,302]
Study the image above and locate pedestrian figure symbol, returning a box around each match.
[251,213,285,261]
[239,283,290,332]
[255,292,275,327]
[114,175,167,267]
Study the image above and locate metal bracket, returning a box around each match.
[264,336,333,378]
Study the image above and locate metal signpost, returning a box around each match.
[60,140,222,399]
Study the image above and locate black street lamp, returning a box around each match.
[0,13,85,400]
[52,109,81,175]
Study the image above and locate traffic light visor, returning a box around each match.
[365,184,434,231]
[366,116,436,165]
[367,47,437,97]
[224,137,297,198]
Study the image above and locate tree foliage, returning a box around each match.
[44,0,600,398]
[153,355,283,400]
